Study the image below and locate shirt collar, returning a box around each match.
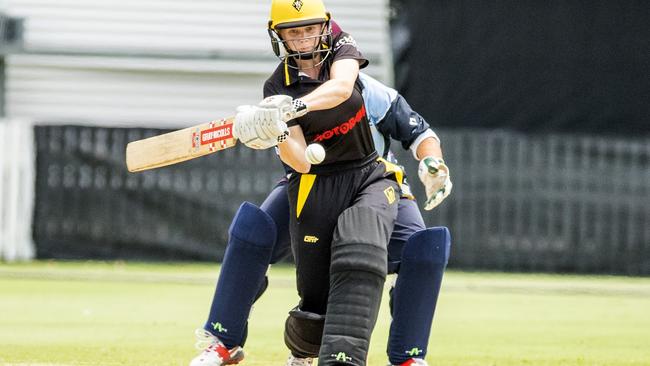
[283,58,300,86]
[283,58,326,86]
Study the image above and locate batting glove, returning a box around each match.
[418,156,453,210]
[258,95,309,122]
[233,105,289,149]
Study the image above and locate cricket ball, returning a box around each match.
[305,143,326,165]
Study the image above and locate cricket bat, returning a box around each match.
[126,117,236,172]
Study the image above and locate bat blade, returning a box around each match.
[126,117,236,172]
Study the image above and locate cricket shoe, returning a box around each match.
[285,355,313,366]
[190,328,244,366]
[390,358,428,366]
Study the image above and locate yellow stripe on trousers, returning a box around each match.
[296,174,317,218]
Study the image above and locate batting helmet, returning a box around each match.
[268,0,331,30]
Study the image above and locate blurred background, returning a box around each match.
[1,0,648,275]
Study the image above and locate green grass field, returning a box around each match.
[1,261,649,366]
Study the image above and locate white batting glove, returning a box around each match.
[418,156,453,210]
[233,105,288,150]
[259,95,309,122]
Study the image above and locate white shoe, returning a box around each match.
[285,355,313,366]
[390,358,428,366]
[189,329,245,366]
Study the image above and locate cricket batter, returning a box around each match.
[191,1,452,365]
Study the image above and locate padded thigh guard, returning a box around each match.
[318,206,393,366]
[204,202,276,348]
[387,227,451,365]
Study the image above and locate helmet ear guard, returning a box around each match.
[268,24,282,57]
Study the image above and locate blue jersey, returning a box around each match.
[358,73,434,164]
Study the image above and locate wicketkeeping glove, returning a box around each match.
[418,156,453,210]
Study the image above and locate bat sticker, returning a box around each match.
[201,123,233,146]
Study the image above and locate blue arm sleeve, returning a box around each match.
[378,94,432,151]
[359,73,432,151]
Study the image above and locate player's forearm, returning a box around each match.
[299,58,359,112]
[415,136,443,161]
[278,128,311,173]
[300,78,355,112]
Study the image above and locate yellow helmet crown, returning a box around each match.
[269,0,331,30]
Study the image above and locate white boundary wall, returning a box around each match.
[4,0,393,128]
[0,118,35,261]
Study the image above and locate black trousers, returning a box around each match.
[287,159,400,315]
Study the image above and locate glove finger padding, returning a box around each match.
[235,106,279,149]
[259,94,308,122]
[260,109,285,138]
[259,95,293,109]
[250,108,286,140]
[254,109,270,138]
[236,105,254,113]
[234,98,293,150]
[273,118,289,138]
[253,114,269,140]
[233,106,256,141]
[418,157,453,210]
[260,95,291,122]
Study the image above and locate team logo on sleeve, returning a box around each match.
[292,0,303,11]
[334,35,358,51]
